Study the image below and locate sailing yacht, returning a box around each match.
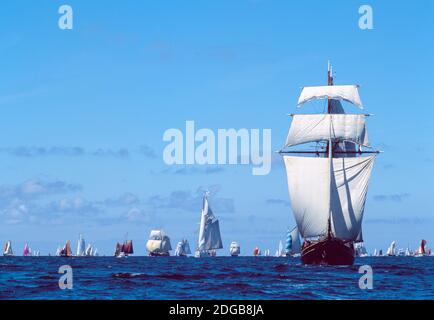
[230,241,240,257]
[253,247,261,257]
[276,240,285,257]
[386,241,396,256]
[175,239,191,257]
[280,62,378,265]
[285,227,302,257]
[76,234,86,257]
[60,240,72,257]
[146,230,172,256]
[23,243,30,257]
[114,239,134,257]
[355,242,369,257]
[415,239,427,257]
[194,194,223,257]
[3,241,13,256]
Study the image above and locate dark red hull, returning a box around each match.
[301,238,355,265]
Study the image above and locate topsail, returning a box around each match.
[297,85,363,107]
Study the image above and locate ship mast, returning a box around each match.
[327,61,333,239]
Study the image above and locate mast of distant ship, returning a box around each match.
[326,61,333,239]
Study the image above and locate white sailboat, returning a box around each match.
[285,227,302,257]
[195,194,223,258]
[279,62,378,265]
[355,242,368,257]
[85,244,93,256]
[3,240,13,256]
[386,241,396,256]
[146,230,172,256]
[76,234,86,257]
[264,249,270,257]
[175,239,191,257]
[230,241,240,257]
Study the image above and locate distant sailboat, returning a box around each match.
[276,240,285,257]
[114,239,134,257]
[76,235,86,257]
[415,239,427,257]
[229,241,240,257]
[285,227,302,257]
[253,247,261,257]
[280,63,378,265]
[3,241,13,256]
[264,249,270,257]
[60,240,72,257]
[175,239,191,257]
[194,194,223,258]
[386,241,396,256]
[355,242,368,257]
[23,243,30,257]
[85,244,93,256]
[146,230,172,256]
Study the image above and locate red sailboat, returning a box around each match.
[279,62,378,265]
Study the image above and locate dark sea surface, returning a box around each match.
[0,256,433,300]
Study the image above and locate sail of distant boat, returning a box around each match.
[195,194,223,257]
[23,243,30,257]
[175,239,191,256]
[386,241,396,256]
[3,241,13,256]
[76,235,86,256]
[415,239,427,257]
[60,240,72,257]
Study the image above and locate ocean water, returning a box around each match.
[0,256,433,300]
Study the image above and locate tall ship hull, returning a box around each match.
[301,238,354,265]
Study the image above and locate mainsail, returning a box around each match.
[284,156,374,240]
[197,195,223,252]
[3,241,13,256]
[23,243,30,257]
[76,235,86,256]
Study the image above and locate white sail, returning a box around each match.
[297,85,362,107]
[197,196,223,252]
[278,240,284,256]
[76,235,86,256]
[3,241,13,256]
[386,241,396,256]
[283,155,375,240]
[288,227,302,254]
[85,244,92,256]
[285,114,369,148]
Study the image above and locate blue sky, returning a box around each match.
[0,0,433,255]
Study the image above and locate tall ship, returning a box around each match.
[114,239,134,257]
[3,240,13,256]
[175,239,191,257]
[280,63,378,265]
[59,240,72,257]
[146,230,172,256]
[285,227,302,257]
[230,241,240,257]
[195,194,223,257]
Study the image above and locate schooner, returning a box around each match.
[279,63,378,265]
